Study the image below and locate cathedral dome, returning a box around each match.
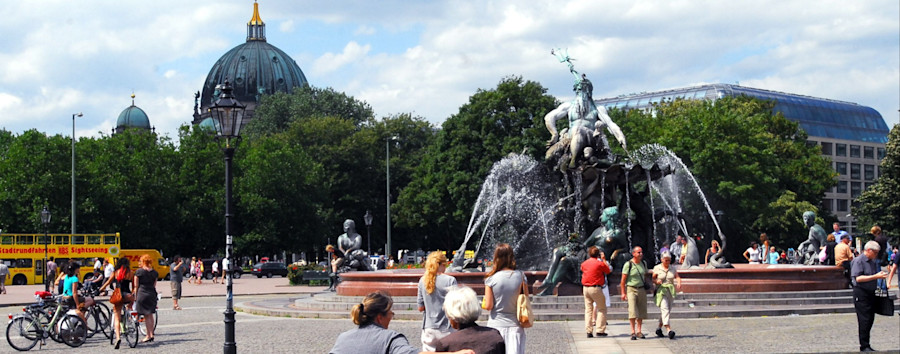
[116,94,151,133]
[196,2,308,120]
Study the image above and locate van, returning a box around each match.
[118,249,170,280]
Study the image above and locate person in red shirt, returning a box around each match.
[580,246,612,338]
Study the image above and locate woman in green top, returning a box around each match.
[619,246,649,340]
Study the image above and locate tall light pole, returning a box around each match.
[41,206,51,292]
[364,210,373,257]
[71,112,82,234]
[210,79,245,354]
[385,137,398,261]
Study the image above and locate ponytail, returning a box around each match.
[351,291,393,326]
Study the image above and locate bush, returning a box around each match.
[288,263,325,285]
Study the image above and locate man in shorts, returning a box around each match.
[170,256,185,310]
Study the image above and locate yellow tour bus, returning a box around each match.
[0,233,121,285]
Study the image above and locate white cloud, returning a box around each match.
[280,20,295,33]
[312,41,372,75]
[354,25,376,36]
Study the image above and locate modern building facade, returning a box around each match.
[595,83,890,236]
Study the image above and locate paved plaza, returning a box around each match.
[0,278,897,353]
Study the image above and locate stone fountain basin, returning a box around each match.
[336,264,847,296]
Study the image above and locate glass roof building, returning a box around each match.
[595,83,890,237]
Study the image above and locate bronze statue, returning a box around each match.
[337,219,372,272]
[796,211,826,265]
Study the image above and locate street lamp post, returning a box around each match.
[71,112,82,234]
[385,137,398,261]
[364,210,373,257]
[210,79,245,354]
[41,206,51,292]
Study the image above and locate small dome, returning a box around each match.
[198,117,219,131]
[116,105,150,129]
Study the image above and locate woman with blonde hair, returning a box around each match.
[133,254,158,343]
[482,243,527,354]
[330,291,473,354]
[417,251,458,351]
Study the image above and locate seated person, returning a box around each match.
[433,286,504,354]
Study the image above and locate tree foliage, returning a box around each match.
[613,96,835,259]
[244,86,374,138]
[856,123,900,244]
[394,76,559,250]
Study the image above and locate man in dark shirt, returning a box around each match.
[850,241,888,352]
[169,256,185,310]
[580,246,611,337]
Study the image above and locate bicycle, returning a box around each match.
[79,281,112,339]
[111,301,140,348]
[5,292,88,351]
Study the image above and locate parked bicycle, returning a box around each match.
[79,280,112,339]
[5,291,88,351]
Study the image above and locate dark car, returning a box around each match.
[200,258,243,279]
[251,262,287,278]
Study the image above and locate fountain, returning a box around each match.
[336,50,847,296]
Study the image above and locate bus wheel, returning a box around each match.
[12,274,26,285]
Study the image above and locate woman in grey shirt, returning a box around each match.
[482,243,528,354]
[418,251,458,351]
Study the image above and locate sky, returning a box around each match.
[0,0,897,141]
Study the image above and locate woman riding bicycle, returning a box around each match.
[62,262,95,322]
[99,257,135,349]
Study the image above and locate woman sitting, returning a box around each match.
[329,290,474,354]
[433,286,505,354]
[62,262,94,322]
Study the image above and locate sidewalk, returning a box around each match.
[0,277,325,307]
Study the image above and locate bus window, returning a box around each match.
[87,236,101,244]
[16,235,34,245]
[103,235,117,245]
[54,235,69,244]
[14,259,32,268]
[72,235,85,244]
[0,235,13,244]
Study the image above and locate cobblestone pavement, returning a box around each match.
[1,294,897,353]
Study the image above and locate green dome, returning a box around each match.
[199,3,307,109]
[198,117,219,131]
[116,105,151,130]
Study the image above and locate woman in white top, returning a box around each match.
[482,243,527,354]
[743,242,762,264]
[417,251,458,351]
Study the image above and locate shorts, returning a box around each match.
[626,286,647,319]
[171,281,182,299]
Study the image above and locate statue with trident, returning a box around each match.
[544,49,627,168]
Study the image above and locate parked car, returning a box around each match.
[201,258,243,279]
[252,262,288,278]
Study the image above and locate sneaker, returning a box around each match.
[596,332,608,337]
[656,328,664,337]
[668,330,676,339]
[586,333,593,338]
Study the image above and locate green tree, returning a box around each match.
[244,86,374,138]
[856,124,900,244]
[613,96,835,260]
[0,130,71,233]
[394,76,558,250]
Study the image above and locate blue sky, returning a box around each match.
[0,0,897,140]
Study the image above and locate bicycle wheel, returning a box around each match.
[94,303,112,339]
[57,314,87,347]
[124,311,139,348]
[85,305,112,339]
[6,317,39,351]
[139,309,158,337]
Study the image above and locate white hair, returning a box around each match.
[864,240,880,252]
[443,286,481,325]
[661,251,672,260]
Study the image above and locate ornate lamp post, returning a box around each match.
[210,79,245,354]
[41,206,51,292]
[71,112,82,234]
[364,210,373,257]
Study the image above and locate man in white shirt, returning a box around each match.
[103,259,115,292]
[221,257,229,284]
[0,260,8,294]
[93,257,102,272]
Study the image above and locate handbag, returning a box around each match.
[517,279,534,328]
[109,287,123,305]
[874,279,895,316]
